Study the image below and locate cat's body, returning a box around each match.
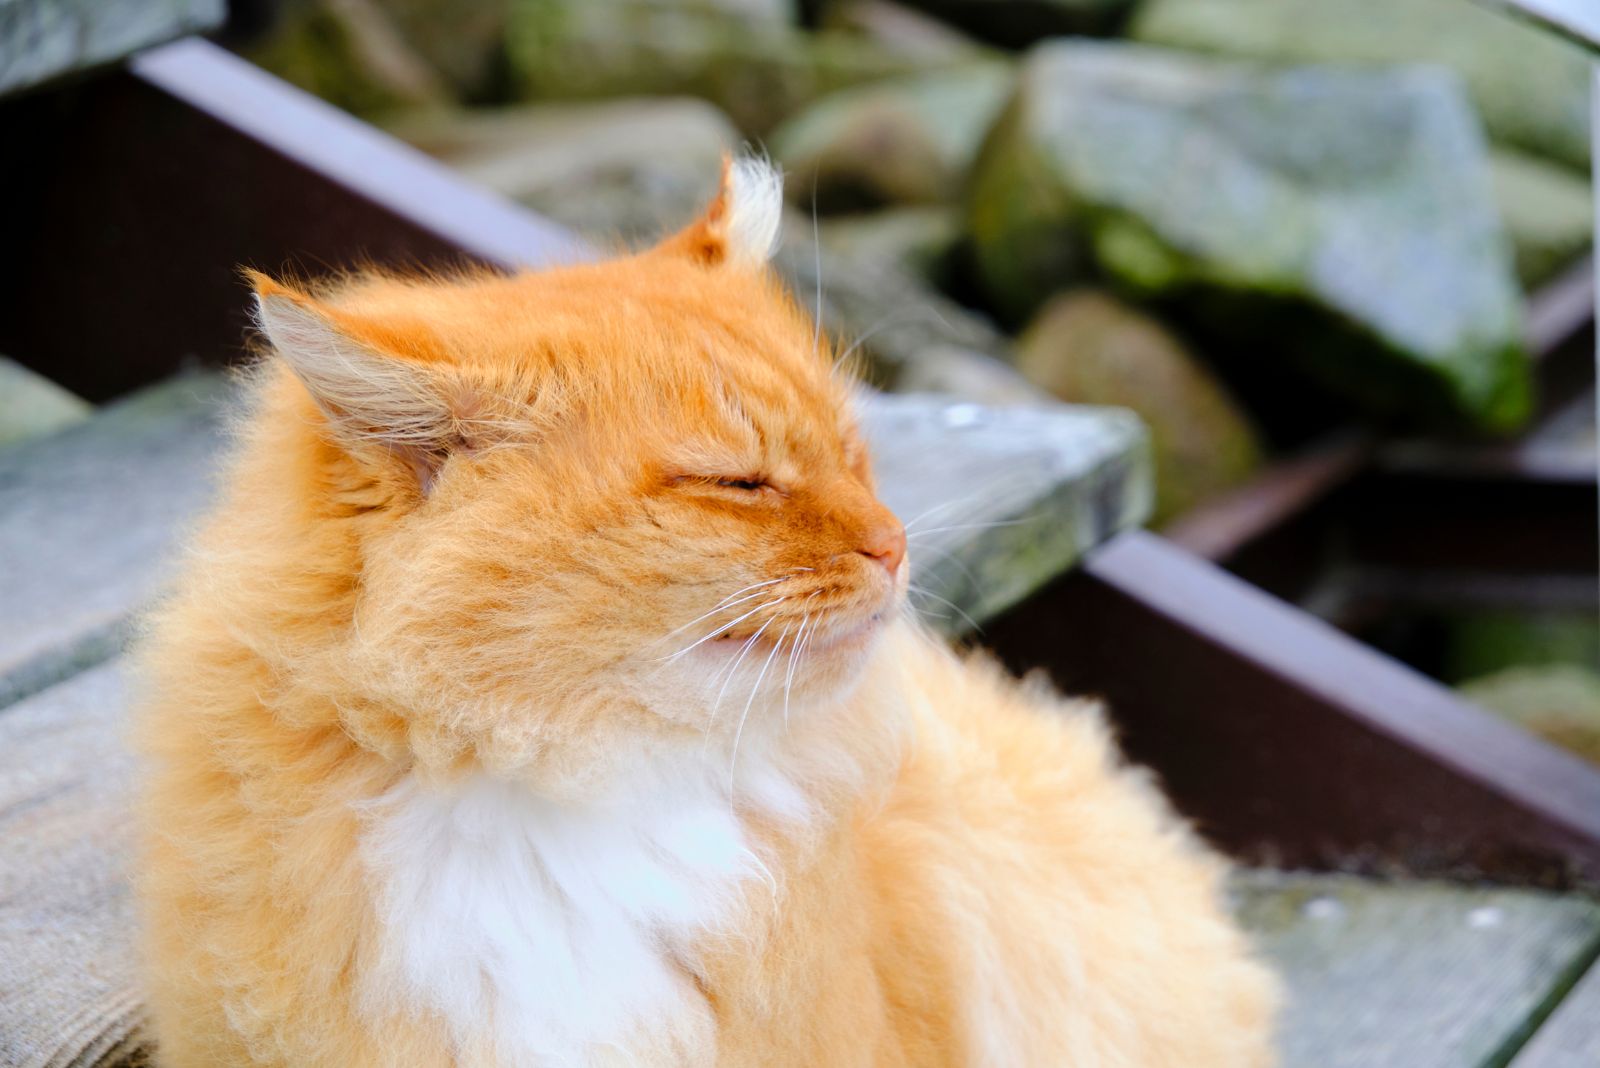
[135,159,1275,1067]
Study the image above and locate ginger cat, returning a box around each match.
[133,158,1276,1067]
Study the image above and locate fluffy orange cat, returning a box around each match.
[133,158,1276,1067]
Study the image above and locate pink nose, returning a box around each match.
[859,516,907,576]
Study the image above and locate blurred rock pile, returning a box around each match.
[248,0,1593,523]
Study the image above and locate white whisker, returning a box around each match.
[654,583,789,648]
[729,623,789,793]
[709,614,778,726]
[782,614,809,729]
[656,596,787,662]
[906,518,1029,539]
[908,583,983,634]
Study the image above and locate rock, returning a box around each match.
[772,63,1012,209]
[821,0,989,63]
[391,97,739,244]
[890,345,1052,407]
[1461,664,1600,766]
[369,0,514,101]
[506,0,953,134]
[250,0,453,117]
[0,357,90,447]
[817,206,960,283]
[1489,150,1594,290]
[1014,291,1261,522]
[1130,0,1593,172]
[894,0,1133,48]
[777,215,1015,384]
[1,0,224,98]
[967,42,1531,432]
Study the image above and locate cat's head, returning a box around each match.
[250,158,907,791]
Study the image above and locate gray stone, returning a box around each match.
[1460,664,1600,766]
[0,372,234,708]
[393,97,740,244]
[821,0,988,63]
[1490,150,1594,290]
[778,214,1014,385]
[506,0,955,134]
[365,0,513,100]
[0,0,225,97]
[865,392,1150,631]
[772,63,1013,209]
[889,345,1052,408]
[1015,291,1261,524]
[1233,869,1600,1068]
[1130,0,1594,172]
[0,357,90,446]
[816,206,959,283]
[967,42,1531,431]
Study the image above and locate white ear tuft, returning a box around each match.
[255,293,453,453]
[723,156,784,265]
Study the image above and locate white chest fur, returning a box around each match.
[356,771,774,1066]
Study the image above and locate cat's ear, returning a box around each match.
[659,155,783,268]
[249,272,465,491]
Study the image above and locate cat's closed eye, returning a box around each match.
[715,477,768,492]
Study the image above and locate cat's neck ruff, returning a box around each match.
[354,704,887,1066]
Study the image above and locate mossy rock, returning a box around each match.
[817,206,960,284]
[1014,291,1262,522]
[391,97,739,244]
[506,0,956,134]
[1489,149,1594,291]
[1461,664,1600,766]
[772,63,1013,209]
[249,0,452,118]
[967,41,1531,432]
[1130,0,1593,172]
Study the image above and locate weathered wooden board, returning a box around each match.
[0,0,224,97]
[0,373,232,708]
[0,662,140,1068]
[867,394,1151,629]
[1234,870,1600,1068]
[1510,958,1600,1065]
[0,371,1148,708]
[0,356,89,446]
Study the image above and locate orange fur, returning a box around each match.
[133,160,1276,1066]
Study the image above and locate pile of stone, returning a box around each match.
[250,0,1593,523]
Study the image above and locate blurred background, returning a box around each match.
[223,0,1599,766]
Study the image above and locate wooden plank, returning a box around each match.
[0,355,88,445]
[1236,870,1600,1068]
[1512,959,1600,1065]
[868,394,1151,628]
[987,531,1600,884]
[0,662,140,1068]
[0,373,231,708]
[0,0,224,98]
